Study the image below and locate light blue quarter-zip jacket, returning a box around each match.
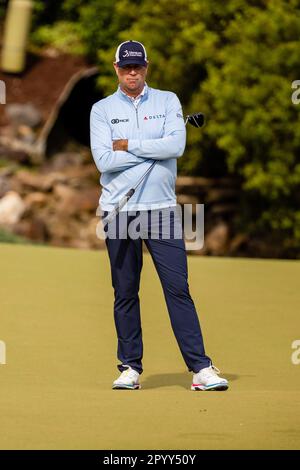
[90,84,186,211]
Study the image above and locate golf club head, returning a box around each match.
[186,113,205,128]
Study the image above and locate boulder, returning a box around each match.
[48,152,84,170]
[16,169,67,191]
[0,174,11,198]
[53,183,99,215]
[203,222,230,255]
[17,125,36,144]
[24,192,48,209]
[67,217,106,249]
[46,213,82,242]
[6,103,42,128]
[15,170,47,190]
[14,217,48,241]
[0,191,26,225]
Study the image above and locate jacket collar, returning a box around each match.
[116,83,149,103]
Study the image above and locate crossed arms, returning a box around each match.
[90,93,186,174]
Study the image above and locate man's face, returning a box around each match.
[113,63,148,95]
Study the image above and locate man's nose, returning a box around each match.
[129,68,137,74]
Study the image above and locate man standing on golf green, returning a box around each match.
[90,40,229,391]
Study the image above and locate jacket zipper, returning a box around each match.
[135,106,139,129]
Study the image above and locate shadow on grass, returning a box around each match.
[142,372,240,390]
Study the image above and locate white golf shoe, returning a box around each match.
[191,365,229,391]
[112,366,141,390]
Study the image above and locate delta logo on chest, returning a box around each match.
[144,114,165,121]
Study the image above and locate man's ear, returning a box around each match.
[113,63,119,75]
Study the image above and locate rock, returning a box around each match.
[53,184,77,215]
[0,134,36,157]
[49,152,84,171]
[0,143,30,163]
[67,217,106,249]
[14,217,48,241]
[15,170,46,190]
[77,187,100,212]
[176,195,199,215]
[63,164,98,184]
[0,166,17,178]
[43,47,61,58]
[16,169,67,191]
[68,239,91,249]
[9,150,31,164]
[210,204,237,215]
[8,174,25,194]
[24,192,48,209]
[0,191,26,225]
[0,175,11,198]
[53,183,99,215]
[0,125,15,138]
[87,216,106,248]
[203,222,230,255]
[206,188,239,203]
[42,171,67,190]
[46,213,82,242]
[6,103,42,128]
[17,125,36,144]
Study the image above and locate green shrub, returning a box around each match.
[0,228,30,244]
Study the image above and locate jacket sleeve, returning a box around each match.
[127,93,186,160]
[90,103,146,173]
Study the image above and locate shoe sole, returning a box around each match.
[191,383,228,391]
[112,384,141,390]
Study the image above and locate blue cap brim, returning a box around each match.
[117,59,148,68]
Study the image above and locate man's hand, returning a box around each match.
[113,139,128,151]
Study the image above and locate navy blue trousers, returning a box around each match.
[102,208,211,375]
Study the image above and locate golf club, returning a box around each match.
[102,112,205,225]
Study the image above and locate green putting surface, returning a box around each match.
[0,242,300,449]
